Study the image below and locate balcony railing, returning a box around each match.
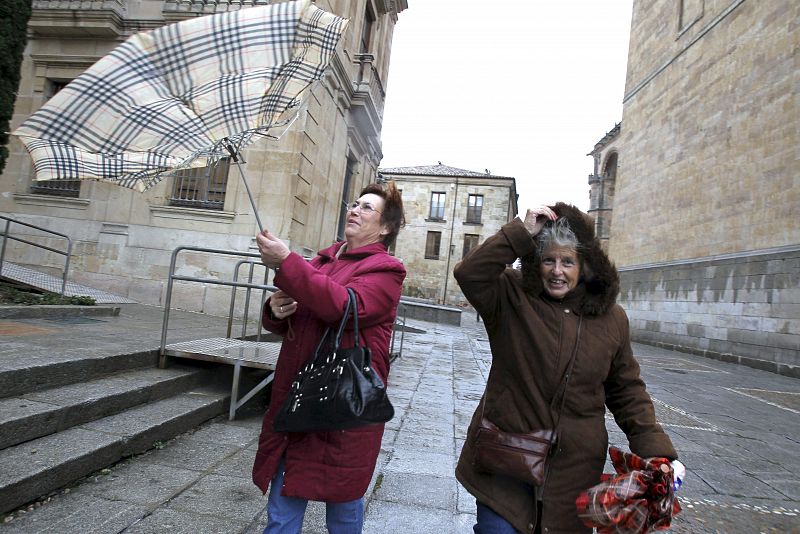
[353,53,386,120]
[32,0,125,12]
[163,0,272,14]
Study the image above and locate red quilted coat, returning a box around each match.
[251,240,405,502]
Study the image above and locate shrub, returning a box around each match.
[0,0,33,174]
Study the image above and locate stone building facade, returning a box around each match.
[378,164,518,306]
[587,123,620,252]
[0,0,407,315]
[594,0,799,375]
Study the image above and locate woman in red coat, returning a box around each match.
[252,181,406,533]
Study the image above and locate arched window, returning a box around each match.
[596,152,618,241]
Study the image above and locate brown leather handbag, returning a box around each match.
[473,417,556,486]
[473,319,582,486]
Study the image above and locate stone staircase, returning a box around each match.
[0,343,233,514]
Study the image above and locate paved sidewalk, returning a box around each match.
[1,305,799,533]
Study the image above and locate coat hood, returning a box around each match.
[521,202,619,316]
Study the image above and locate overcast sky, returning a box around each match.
[379,0,634,213]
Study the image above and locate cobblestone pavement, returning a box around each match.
[1,306,798,533]
[361,314,800,533]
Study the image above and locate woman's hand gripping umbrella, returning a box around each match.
[576,446,683,534]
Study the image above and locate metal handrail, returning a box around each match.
[0,215,73,295]
[160,245,408,363]
[159,245,277,365]
[389,302,407,363]
[226,258,272,340]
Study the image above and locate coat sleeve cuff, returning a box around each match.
[273,251,307,290]
[501,218,537,258]
[628,433,678,461]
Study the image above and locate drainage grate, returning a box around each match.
[165,337,281,369]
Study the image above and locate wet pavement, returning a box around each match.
[0,304,798,533]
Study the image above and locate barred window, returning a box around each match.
[31,79,81,198]
[170,158,231,210]
[466,194,483,224]
[425,231,442,260]
[429,192,446,220]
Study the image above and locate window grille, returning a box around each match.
[170,158,231,210]
[429,192,446,220]
[466,194,483,223]
[30,80,81,197]
[425,231,442,260]
[30,178,81,197]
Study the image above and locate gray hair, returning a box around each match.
[535,217,580,256]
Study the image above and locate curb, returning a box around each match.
[0,305,121,319]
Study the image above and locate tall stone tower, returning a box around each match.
[607,0,798,375]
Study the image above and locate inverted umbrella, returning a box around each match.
[575,446,682,534]
[13,0,348,229]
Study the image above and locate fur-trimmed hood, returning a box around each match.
[521,202,619,316]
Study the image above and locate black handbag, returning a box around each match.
[273,288,394,432]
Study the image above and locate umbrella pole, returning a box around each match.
[223,139,263,232]
[232,159,264,232]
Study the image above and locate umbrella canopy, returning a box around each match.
[576,446,682,534]
[13,0,348,193]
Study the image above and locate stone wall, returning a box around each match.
[607,0,799,370]
[611,0,797,266]
[619,247,800,377]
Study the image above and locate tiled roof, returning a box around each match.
[378,163,513,179]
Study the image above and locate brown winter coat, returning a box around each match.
[454,204,677,534]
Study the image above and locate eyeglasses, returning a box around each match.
[348,200,382,215]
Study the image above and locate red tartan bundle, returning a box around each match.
[575,446,682,534]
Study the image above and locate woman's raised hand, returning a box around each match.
[256,229,290,268]
[523,206,558,236]
[269,290,297,320]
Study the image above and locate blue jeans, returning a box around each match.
[263,458,364,534]
[474,500,542,534]
[474,501,521,533]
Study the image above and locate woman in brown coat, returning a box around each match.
[454,203,678,534]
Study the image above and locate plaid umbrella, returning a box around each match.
[575,446,682,534]
[13,0,347,228]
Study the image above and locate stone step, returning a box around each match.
[0,350,158,399]
[0,387,229,514]
[0,364,213,450]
